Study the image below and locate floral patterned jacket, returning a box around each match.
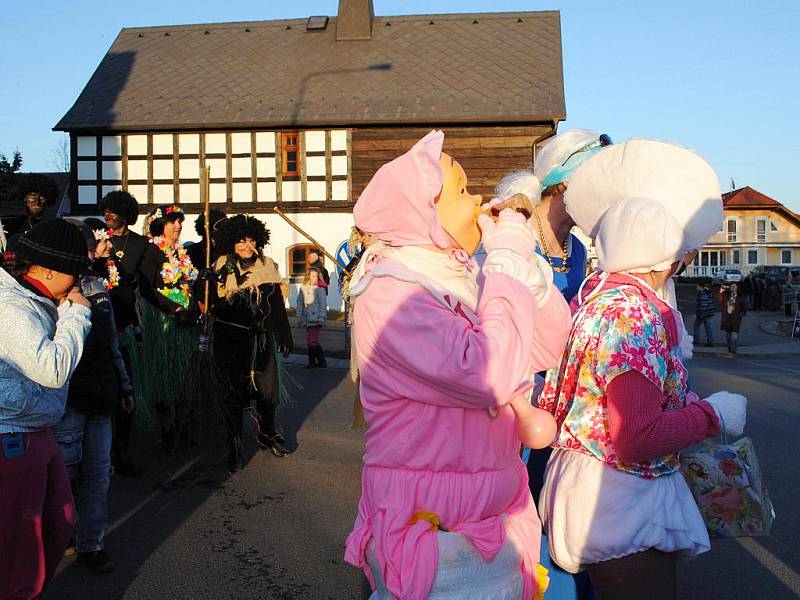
[539,277,688,479]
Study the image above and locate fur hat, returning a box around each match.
[99,190,140,226]
[213,214,269,256]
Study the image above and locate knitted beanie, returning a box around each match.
[15,218,91,276]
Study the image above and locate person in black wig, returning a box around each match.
[187,208,227,271]
[206,214,293,471]
[4,174,60,243]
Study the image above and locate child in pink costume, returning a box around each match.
[344,131,571,599]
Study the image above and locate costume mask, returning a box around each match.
[435,153,483,255]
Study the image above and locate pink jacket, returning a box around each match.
[345,269,570,599]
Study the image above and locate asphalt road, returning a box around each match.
[49,356,799,600]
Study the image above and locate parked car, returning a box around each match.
[713,268,742,285]
[761,265,800,285]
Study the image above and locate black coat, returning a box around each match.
[93,230,150,330]
[720,291,746,333]
[139,243,188,314]
[68,279,130,414]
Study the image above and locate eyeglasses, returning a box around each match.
[559,134,613,167]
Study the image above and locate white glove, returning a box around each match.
[703,391,747,437]
[478,208,536,261]
[479,209,553,304]
[680,330,694,361]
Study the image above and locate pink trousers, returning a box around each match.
[0,429,75,600]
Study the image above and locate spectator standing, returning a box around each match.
[693,282,716,346]
[96,191,149,476]
[54,220,134,574]
[137,205,198,448]
[4,174,60,244]
[720,283,747,353]
[0,219,92,599]
[208,215,294,469]
[740,275,753,309]
[296,269,327,368]
[307,251,330,285]
[186,208,227,271]
[752,275,764,310]
[765,277,781,311]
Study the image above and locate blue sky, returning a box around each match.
[2,1,798,211]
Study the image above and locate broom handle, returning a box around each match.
[272,207,350,275]
[202,166,211,316]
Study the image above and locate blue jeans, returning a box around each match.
[693,315,715,344]
[52,406,112,553]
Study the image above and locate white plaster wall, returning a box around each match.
[102,136,122,156]
[127,135,148,156]
[77,137,96,157]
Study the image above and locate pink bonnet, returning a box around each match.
[353,130,451,249]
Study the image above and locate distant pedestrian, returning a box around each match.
[765,277,781,311]
[0,219,92,599]
[693,282,716,346]
[296,269,327,368]
[752,275,764,310]
[720,283,747,353]
[740,275,753,310]
[308,251,330,286]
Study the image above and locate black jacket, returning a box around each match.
[68,277,132,415]
[93,230,150,330]
[139,243,189,314]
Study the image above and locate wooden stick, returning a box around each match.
[272,206,350,274]
[201,166,211,316]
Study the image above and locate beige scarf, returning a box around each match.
[215,255,282,303]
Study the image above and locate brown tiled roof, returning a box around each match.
[54,11,565,132]
[722,186,781,208]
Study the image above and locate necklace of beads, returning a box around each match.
[532,206,569,272]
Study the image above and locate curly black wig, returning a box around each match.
[213,214,270,256]
[99,190,140,226]
[147,205,185,238]
[194,208,228,238]
[17,174,60,206]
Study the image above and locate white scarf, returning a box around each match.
[348,241,479,311]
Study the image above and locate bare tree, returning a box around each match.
[49,134,70,173]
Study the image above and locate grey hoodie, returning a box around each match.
[0,267,92,433]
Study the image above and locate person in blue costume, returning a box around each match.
[495,129,613,600]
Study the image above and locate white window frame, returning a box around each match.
[747,248,759,265]
[727,218,738,243]
[756,218,768,243]
[781,249,793,265]
[732,249,741,265]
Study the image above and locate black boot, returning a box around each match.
[315,346,327,368]
[227,436,243,473]
[305,347,315,369]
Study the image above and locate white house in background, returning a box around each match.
[54,1,567,308]
[685,186,800,278]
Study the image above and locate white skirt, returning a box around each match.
[539,448,710,574]
[365,531,524,600]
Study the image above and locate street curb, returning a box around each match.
[692,347,800,359]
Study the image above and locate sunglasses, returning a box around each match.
[559,134,614,168]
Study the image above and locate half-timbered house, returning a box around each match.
[55,0,566,308]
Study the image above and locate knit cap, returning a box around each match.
[14,218,91,276]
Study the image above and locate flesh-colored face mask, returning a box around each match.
[435,153,483,255]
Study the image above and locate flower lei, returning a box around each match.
[152,236,198,308]
[104,260,120,291]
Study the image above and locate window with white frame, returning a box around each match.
[781,249,793,265]
[732,249,740,264]
[727,219,737,242]
[756,218,767,243]
[747,249,759,265]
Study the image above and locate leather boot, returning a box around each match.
[315,346,327,368]
[305,347,315,369]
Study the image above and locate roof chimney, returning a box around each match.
[336,0,374,41]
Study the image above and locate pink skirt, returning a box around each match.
[306,325,321,347]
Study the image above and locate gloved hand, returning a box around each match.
[703,391,747,437]
[197,267,219,282]
[478,208,536,262]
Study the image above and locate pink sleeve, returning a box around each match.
[528,286,571,372]
[354,272,540,409]
[606,371,720,463]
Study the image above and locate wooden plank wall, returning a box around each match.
[351,125,554,201]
